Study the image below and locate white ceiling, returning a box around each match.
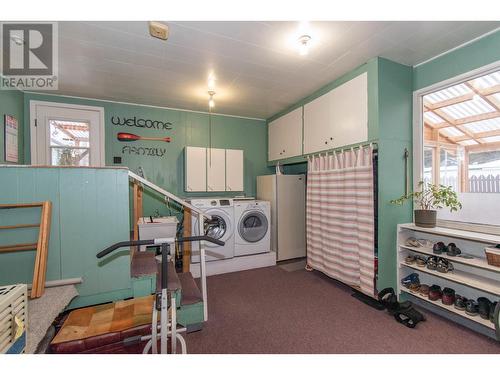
[46,21,500,118]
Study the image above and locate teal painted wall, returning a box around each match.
[0,90,24,164]
[0,167,131,308]
[23,94,270,219]
[376,58,413,290]
[413,30,500,91]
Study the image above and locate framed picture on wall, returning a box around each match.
[4,114,19,163]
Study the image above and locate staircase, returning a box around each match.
[131,251,204,330]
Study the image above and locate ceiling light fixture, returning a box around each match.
[298,35,311,56]
[207,73,216,109]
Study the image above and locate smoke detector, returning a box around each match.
[149,21,169,41]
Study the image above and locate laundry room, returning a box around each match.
[1,0,500,371]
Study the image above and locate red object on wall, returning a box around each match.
[117,132,171,143]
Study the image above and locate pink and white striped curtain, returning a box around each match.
[306,145,375,296]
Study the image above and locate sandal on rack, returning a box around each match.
[437,258,454,273]
[426,256,438,271]
[401,273,420,289]
[418,284,429,297]
[405,237,421,247]
[416,256,427,267]
[405,255,416,265]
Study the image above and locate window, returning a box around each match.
[30,101,105,167]
[49,120,91,166]
[416,66,500,228]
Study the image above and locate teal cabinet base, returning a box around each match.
[178,302,204,327]
[68,288,133,310]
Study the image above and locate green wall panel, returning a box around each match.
[0,167,131,306]
[0,89,24,164]
[22,94,269,218]
[413,30,500,91]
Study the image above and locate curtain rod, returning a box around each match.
[305,142,378,159]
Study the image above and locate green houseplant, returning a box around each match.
[391,181,462,228]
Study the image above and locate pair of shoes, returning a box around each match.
[416,256,427,267]
[427,256,438,270]
[405,237,421,247]
[446,243,462,257]
[377,288,426,329]
[490,301,498,323]
[454,295,467,310]
[437,258,454,273]
[442,287,456,305]
[428,285,442,301]
[405,255,416,265]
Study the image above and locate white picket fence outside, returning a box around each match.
[469,174,500,193]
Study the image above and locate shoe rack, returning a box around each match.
[397,223,500,341]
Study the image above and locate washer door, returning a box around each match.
[194,208,232,248]
[238,210,268,243]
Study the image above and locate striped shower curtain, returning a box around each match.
[306,145,375,296]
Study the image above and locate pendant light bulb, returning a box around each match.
[209,97,215,108]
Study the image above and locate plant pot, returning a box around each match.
[414,210,437,228]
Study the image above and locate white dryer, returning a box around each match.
[234,200,271,256]
[190,198,235,262]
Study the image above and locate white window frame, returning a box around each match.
[413,60,500,234]
[30,100,105,167]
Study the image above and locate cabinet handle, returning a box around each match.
[325,141,328,145]
[330,137,333,140]
[282,149,285,153]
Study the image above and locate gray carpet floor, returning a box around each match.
[185,266,500,354]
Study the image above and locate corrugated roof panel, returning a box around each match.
[457,139,478,146]
[424,83,471,104]
[424,111,443,124]
[440,127,464,137]
[471,71,500,89]
[460,118,500,133]
[481,135,500,143]
[440,98,496,119]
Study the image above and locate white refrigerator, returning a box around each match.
[256,174,306,261]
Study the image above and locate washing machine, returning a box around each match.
[190,198,235,262]
[234,200,271,256]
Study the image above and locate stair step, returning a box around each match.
[156,261,181,292]
[131,251,156,278]
[178,272,202,306]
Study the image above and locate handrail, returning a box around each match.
[128,171,210,219]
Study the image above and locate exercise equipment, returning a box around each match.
[96,235,224,354]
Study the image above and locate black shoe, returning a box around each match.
[490,302,498,323]
[446,243,462,257]
[433,242,445,254]
[477,297,492,320]
[454,295,467,311]
[465,299,479,316]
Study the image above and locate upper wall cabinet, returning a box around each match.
[185,146,207,192]
[226,149,244,192]
[185,146,244,192]
[268,107,303,161]
[303,72,368,154]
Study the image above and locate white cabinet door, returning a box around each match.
[304,72,368,154]
[268,107,303,161]
[303,91,332,154]
[329,72,368,149]
[206,148,226,192]
[185,146,206,192]
[226,149,244,192]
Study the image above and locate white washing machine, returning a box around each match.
[190,198,235,262]
[234,200,271,256]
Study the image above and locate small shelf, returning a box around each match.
[401,262,500,296]
[399,223,500,244]
[399,244,500,274]
[401,286,495,330]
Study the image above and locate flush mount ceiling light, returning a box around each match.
[298,34,312,56]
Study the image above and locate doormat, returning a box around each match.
[278,259,306,272]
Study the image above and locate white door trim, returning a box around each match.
[29,100,106,166]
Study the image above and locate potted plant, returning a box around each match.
[391,181,462,228]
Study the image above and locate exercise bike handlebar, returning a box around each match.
[96,235,225,259]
